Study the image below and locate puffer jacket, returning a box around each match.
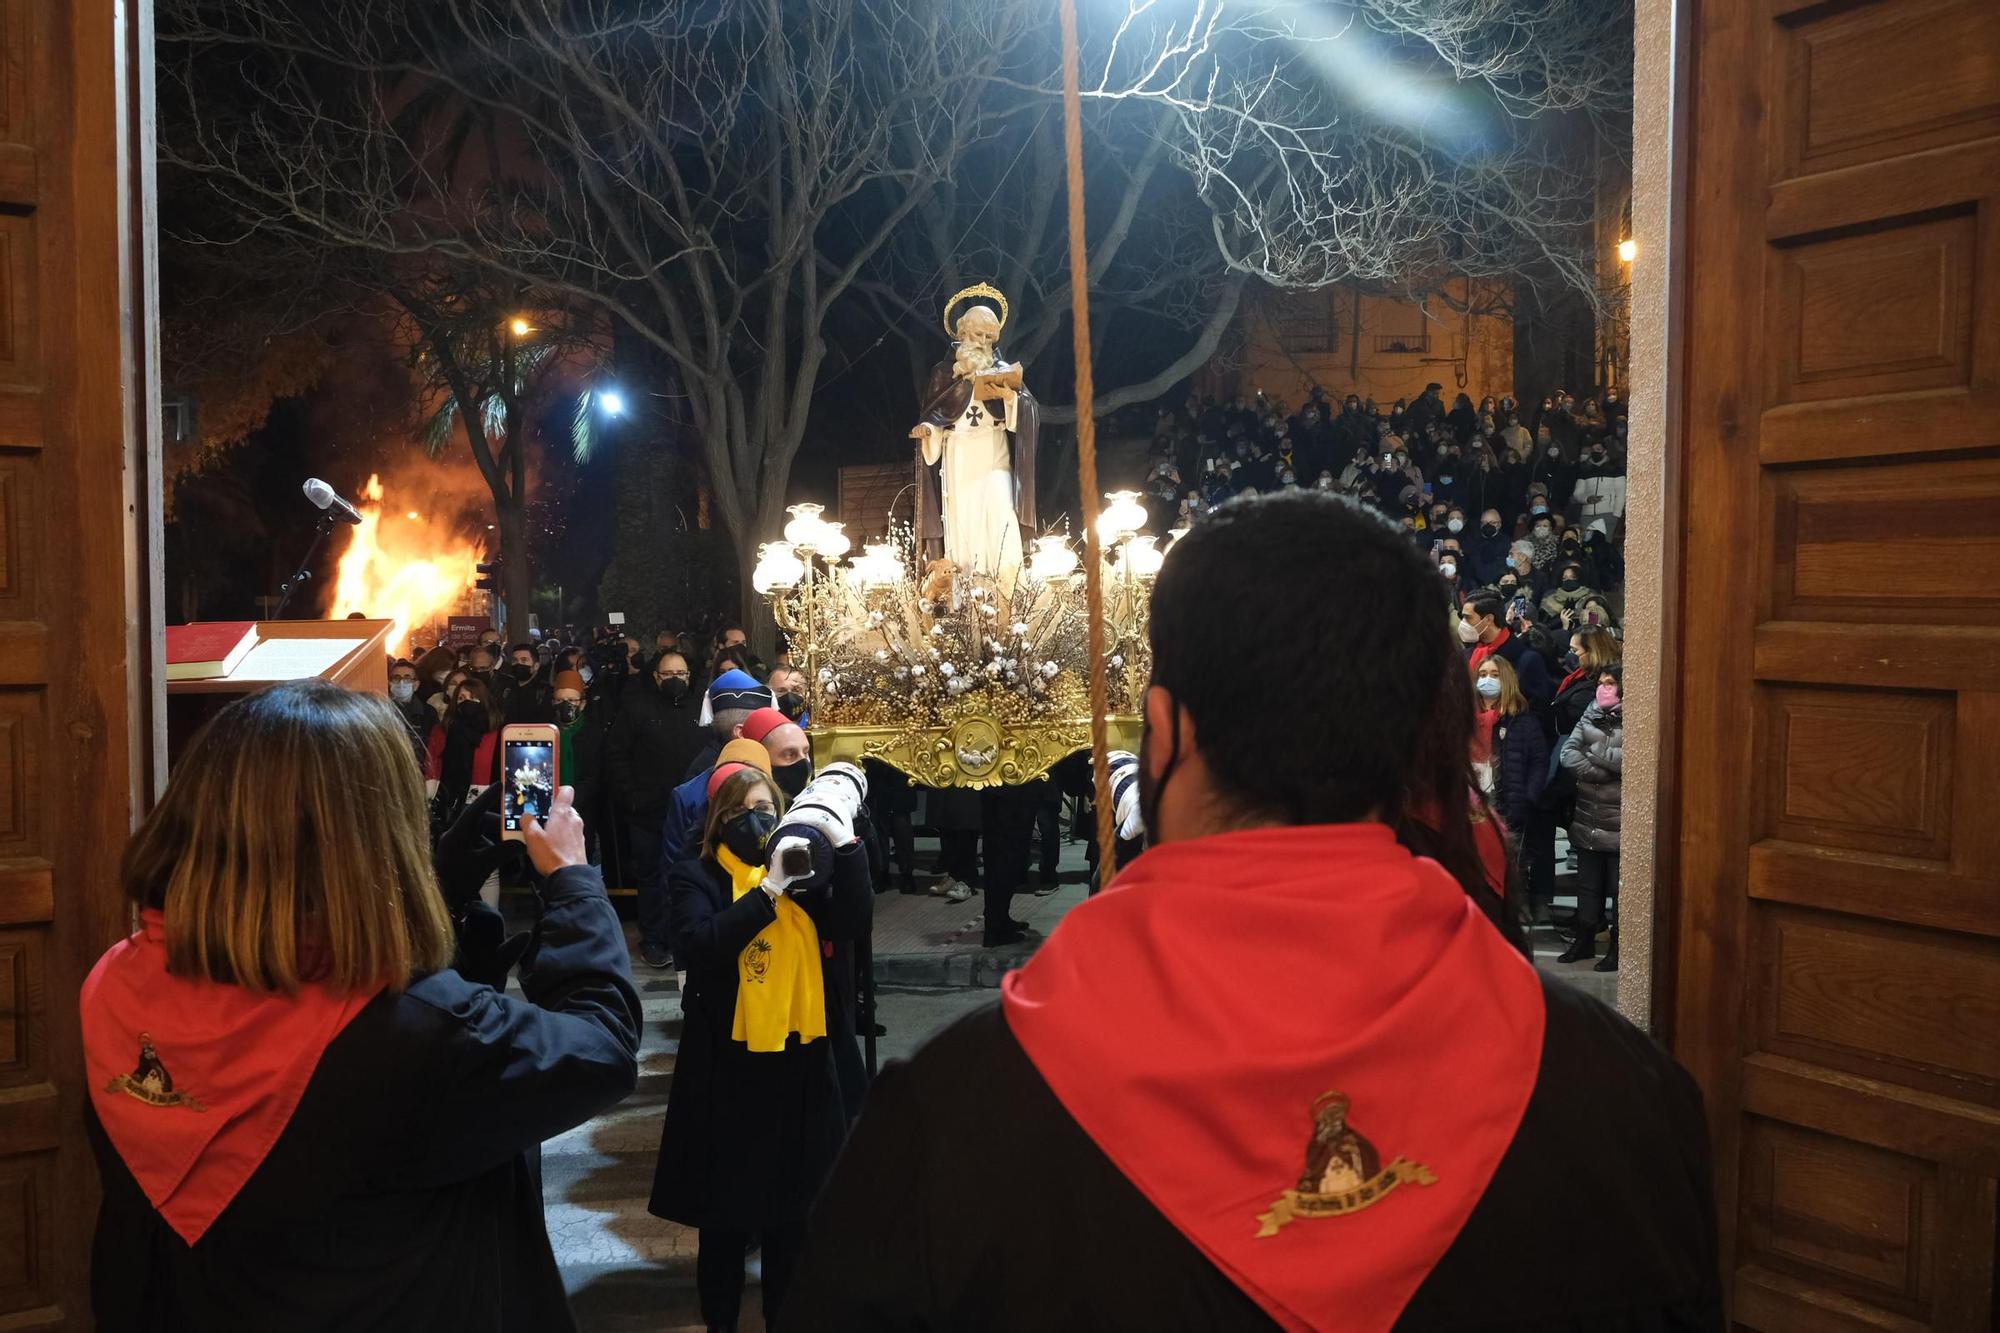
[1558,702,1622,851]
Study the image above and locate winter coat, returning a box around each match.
[1539,583,1601,624]
[89,867,641,1333]
[1573,464,1628,526]
[649,848,872,1232]
[1488,710,1550,835]
[1559,702,1623,851]
[602,679,708,819]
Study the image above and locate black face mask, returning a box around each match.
[452,700,487,729]
[775,691,807,722]
[1562,650,1581,672]
[1137,687,1182,842]
[510,663,536,683]
[554,700,582,727]
[657,677,690,704]
[1498,581,1518,596]
[1560,577,1582,591]
[721,809,777,865]
[773,758,812,799]
[1561,541,1581,555]
[1481,521,1500,536]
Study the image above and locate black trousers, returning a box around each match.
[696,1223,803,1331]
[879,810,917,888]
[938,830,981,886]
[980,784,1039,934]
[622,810,669,954]
[1525,806,1559,903]
[1034,797,1062,876]
[1574,847,1620,933]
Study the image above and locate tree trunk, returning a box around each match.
[498,493,531,645]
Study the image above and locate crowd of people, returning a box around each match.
[83,484,1709,1333]
[1144,379,1630,967]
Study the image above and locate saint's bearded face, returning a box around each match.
[952,309,1001,379]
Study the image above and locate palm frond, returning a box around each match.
[570,391,598,464]
[420,397,460,458]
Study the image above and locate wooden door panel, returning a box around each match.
[1673,0,2000,1327]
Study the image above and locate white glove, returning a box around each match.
[762,836,815,896]
[1107,750,1145,841]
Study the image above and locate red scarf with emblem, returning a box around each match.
[1002,824,1544,1332]
[80,911,381,1244]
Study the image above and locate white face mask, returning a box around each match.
[1439,562,1457,579]
[578,665,594,684]
[390,680,416,703]
[1457,617,1481,645]
[1476,675,1502,699]
[1447,518,1464,533]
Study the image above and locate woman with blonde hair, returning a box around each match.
[83,679,639,1331]
[652,762,872,1332]
[1474,655,1550,855]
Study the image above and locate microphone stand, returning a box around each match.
[274,514,338,619]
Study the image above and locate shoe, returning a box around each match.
[639,943,672,969]
[1594,928,1619,972]
[1556,932,1596,964]
[861,1020,887,1037]
[898,879,924,895]
[940,879,973,904]
[1030,872,1060,896]
[983,923,1032,948]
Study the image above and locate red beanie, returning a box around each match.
[739,707,793,744]
[707,762,751,802]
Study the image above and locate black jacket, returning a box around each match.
[88,867,642,1333]
[650,848,872,1233]
[1489,709,1551,835]
[603,679,707,818]
[785,980,1719,1332]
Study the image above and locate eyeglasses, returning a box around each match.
[723,798,777,820]
[657,668,691,680]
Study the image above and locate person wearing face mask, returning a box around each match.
[650,763,871,1333]
[1539,561,1599,626]
[424,677,502,831]
[500,643,554,723]
[1472,657,1549,877]
[1463,508,1511,585]
[785,492,1716,1330]
[413,645,458,711]
[550,670,605,858]
[1573,437,1628,529]
[387,660,431,763]
[1524,507,1561,575]
[1557,668,1624,970]
[603,651,708,968]
[1458,590,1553,709]
[767,664,810,725]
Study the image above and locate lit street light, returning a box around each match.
[509,316,533,337]
[599,389,626,417]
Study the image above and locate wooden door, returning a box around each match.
[1669,0,2000,1328]
[0,0,161,1323]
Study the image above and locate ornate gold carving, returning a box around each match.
[812,708,1141,791]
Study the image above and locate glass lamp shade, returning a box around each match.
[816,522,851,560]
[1098,490,1148,543]
[847,541,902,588]
[1166,524,1192,546]
[751,541,806,594]
[1027,534,1079,580]
[783,503,828,549]
[1121,536,1165,578]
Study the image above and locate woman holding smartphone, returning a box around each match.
[82,679,640,1331]
[651,764,872,1333]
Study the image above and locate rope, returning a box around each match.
[1057,0,1119,877]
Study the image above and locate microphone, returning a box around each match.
[303,478,365,525]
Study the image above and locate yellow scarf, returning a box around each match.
[717,846,826,1052]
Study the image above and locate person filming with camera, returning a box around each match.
[82,679,641,1332]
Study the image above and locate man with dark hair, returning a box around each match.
[603,651,705,966]
[787,491,1717,1331]
[1458,588,1553,707]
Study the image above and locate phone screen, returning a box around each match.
[503,739,557,833]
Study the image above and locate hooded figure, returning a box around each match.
[913,301,1039,575]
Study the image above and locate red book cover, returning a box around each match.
[164,622,259,681]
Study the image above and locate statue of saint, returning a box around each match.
[912,284,1038,579]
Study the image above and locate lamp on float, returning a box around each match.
[1097,490,1148,544]
[847,541,902,588]
[751,541,806,594]
[1166,524,1191,546]
[815,521,851,560]
[783,503,830,550]
[1117,535,1165,580]
[1617,238,1637,263]
[1027,534,1080,580]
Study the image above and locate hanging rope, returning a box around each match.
[1057,0,1119,876]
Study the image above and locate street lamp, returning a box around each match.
[509,316,533,337]
[598,389,626,417]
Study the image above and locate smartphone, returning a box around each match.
[500,723,560,841]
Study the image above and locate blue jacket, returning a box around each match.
[658,769,712,893]
[1490,711,1551,834]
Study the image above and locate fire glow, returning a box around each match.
[328,474,484,654]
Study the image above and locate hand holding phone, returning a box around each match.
[522,786,587,877]
[500,723,560,842]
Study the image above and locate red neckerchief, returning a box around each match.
[1002,824,1543,1332]
[1472,708,1499,764]
[1466,627,1509,670]
[1558,666,1589,695]
[80,911,381,1244]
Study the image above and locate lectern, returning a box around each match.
[165,619,396,763]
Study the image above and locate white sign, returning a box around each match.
[607,612,626,625]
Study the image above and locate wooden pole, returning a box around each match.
[1057,0,1120,874]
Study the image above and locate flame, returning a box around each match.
[328,474,484,654]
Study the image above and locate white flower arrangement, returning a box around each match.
[1041,660,1060,679]
[938,662,955,677]
[874,649,890,662]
